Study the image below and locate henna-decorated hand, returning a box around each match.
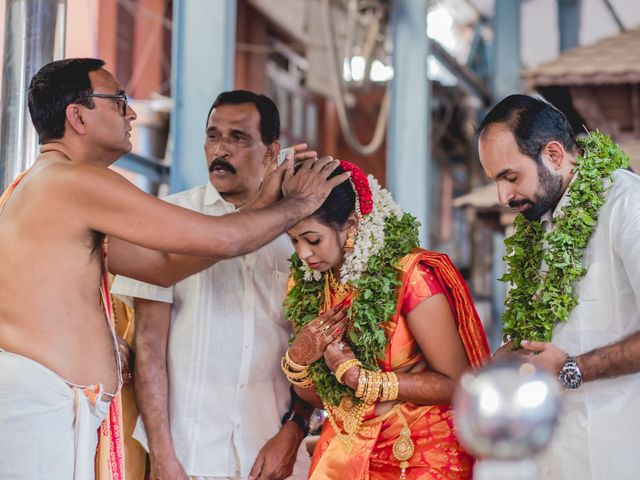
[288,305,349,366]
[324,338,355,372]
[324,339,360,390]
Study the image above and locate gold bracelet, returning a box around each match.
[361,370,375,403]
[364,371,382,404]
[281,354,315,388]
[355,368,368,398]
[291,376,315,388]
[380,372,391,402]
[373,371,384,404]
[281,357,309,380]
[387,371,399,401]
[285,350,308,371]
[335,358,361,385]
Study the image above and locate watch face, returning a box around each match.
[560,364,582,389]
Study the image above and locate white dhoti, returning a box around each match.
[0,350,111,480]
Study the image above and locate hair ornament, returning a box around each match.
[300,160,403,283]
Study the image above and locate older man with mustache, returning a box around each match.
[112,90,316,480]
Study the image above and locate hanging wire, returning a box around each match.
[320,0,390,156]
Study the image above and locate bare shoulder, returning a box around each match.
[6,158,136,235]
[31,160,124,195]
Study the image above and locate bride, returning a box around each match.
[281,160,490,480]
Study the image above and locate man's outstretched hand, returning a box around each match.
[252,143,317,209]
[282,155,350,216]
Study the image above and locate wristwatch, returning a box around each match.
[281,410,310,437]
[558,355,582,389]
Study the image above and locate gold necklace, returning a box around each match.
[323,270,352,311]
[324,397,370,452]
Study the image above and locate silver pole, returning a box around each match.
[387,0,430,246]
[0,0,67,190]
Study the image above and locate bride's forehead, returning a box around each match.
[289,217,332,235]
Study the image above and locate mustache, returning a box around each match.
[208,157,236,174]
[508,199,533,209]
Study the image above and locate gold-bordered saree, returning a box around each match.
[308,249,490,480]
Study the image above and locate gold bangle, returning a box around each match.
[373,371,384,404]
[281,359,309,380]
[285,350,308,371]
[291,376,315,388]
[364,371,382,404]
[335,358,361,385]
[361,370,374,403]
[380,372,390,402]
[355,368,368,398]
[387,372,399,401]
[281,355,315,388]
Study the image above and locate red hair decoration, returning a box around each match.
[339,160,373,216]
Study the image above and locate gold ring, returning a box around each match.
[321,324,330,334]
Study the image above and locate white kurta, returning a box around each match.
[537,169,640,479]
[111,182,309,479]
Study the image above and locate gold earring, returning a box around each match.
[344,230,355,251]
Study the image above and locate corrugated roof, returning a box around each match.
[524,28,640,87]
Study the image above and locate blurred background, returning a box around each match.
[0,0,638,347]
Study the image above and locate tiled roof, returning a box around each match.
[524,28,640,87]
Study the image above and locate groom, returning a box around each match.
[476,94,640,479]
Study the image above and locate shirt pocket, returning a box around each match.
[267,269,290,324]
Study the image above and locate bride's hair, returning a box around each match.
[312,165,356,229]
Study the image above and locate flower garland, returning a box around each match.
[501,132,629,347]
[285,170,419,406]
[299,163,400,283]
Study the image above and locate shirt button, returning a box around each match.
[244,343,250,348]
[239,384,245,389]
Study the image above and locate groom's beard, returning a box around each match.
[509,162,564,221]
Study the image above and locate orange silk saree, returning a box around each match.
[309,249,490,480]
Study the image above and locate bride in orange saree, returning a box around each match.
[282,161,490,480]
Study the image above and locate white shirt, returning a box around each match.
[537,169,640,480]
[111,182,309,479]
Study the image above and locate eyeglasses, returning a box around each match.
[77,93,128,116]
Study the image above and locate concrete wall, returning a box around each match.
[521,0,640,69]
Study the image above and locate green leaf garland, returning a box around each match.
[285,212,420,406]
[501,132,629,347]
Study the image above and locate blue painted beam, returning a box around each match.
[558,0,581,51]
[387,0,430,247]
[169,0,236,192]
[493,0,521,100]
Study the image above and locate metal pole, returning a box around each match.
[169,0,236,192]
[558,0,581,51]
[0,0,67,190]
[387,0,430,246]
[493,0,521,100]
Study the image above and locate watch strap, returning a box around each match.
[281,410,309,437]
